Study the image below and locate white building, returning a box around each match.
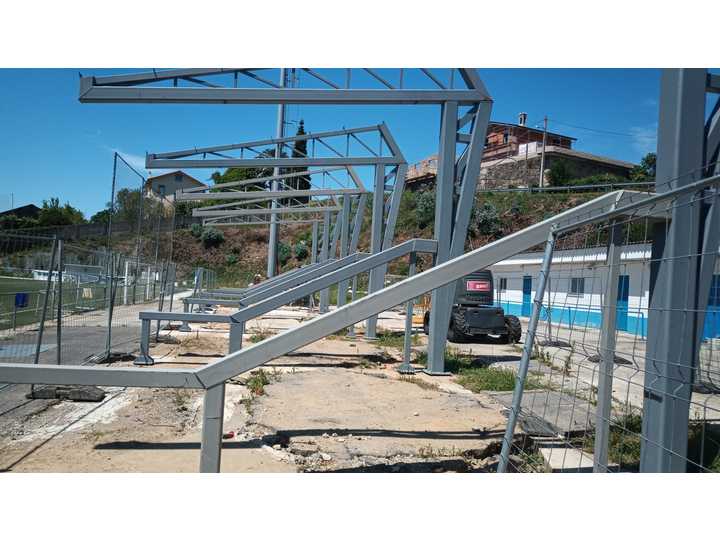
[489,244,720,340]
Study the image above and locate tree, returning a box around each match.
[285,120,311,205]
[37,198,86,227]
[630,152,656,181]
[415,190,436,229]
[546,159,572,186]
[90,208,112,224]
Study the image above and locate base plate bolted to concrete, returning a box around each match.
[133,356,155,366]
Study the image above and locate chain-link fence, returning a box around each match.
[496,174,720,473]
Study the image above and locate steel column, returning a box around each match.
[426,101,458,373]
[641,69,707,472]
[135,318,154,365]
[398,251,417,374]
[337,194,351,308]
[366,164,386,338]
[498,229,556,472]
[229,321,245,353]
[199,383,226,473]
[319,210,331,313]
[267,68,286,278]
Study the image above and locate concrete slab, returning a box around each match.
[538,446,594,473]
[490,390,596,437]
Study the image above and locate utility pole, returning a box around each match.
[539,115,548,188]
[267,69,287,278]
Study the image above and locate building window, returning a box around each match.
[503,132,509,144]
[499,277,507,292]
[175,173,183,183]
[158,184,166,196]
[710,275,720,307]
[570,277,585,296]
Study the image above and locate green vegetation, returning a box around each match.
[245,368,282,396]
[375,330,420,350]
[249,328,275,343]
[414,347,544,392]
[0,197,86,230]
[277,242,291,265]
[293,241,309,260]
[201,227,224,248]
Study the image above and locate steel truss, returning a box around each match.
[148,122,406,327]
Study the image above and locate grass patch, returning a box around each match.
[375,330,420,350]
[413,346,546,393]
[456,366,544,393]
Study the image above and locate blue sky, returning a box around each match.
[0,68,663,217]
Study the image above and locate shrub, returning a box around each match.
[546,159,572,186]
[201,227,224,248]
[277,242,291,265]
[471,201,502,237]
[294,241,309,260]
[415,190,436,229]
[225,253,239,265]
[190,223,203,238]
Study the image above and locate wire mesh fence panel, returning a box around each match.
[0,232,58,365]
[0,228,178,367]
[496,176,720,473]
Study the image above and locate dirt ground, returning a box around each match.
[0,310,516,473]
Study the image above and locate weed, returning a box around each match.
[172,388,191,411]
[399,375,439,391]
[246,368,272,396]
[514,450,548,473]
[249,328,275,343]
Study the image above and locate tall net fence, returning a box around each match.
[109,153,176,265]
[497,175,720,473]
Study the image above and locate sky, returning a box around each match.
[0,68,664,217]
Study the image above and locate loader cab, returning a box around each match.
[454,269,495,307]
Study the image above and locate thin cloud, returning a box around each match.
[642,97,658,108]
[629,125,657,156]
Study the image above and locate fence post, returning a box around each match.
[593,220,623,472]
[104,253,120,361]
[199,383,226,473]
[498,228,556,472]
[398,251,417,374]
[123,259,129,305]
[55,239,63,365]
[32,237,58,392]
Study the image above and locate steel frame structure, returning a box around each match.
[148,122,405,330]
[77,67,490,362]
[0,188,654,471]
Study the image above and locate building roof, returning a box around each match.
[0,204,41,218]
[145,170,206,189]
[488,121,577,142]
[481,145,636,170]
